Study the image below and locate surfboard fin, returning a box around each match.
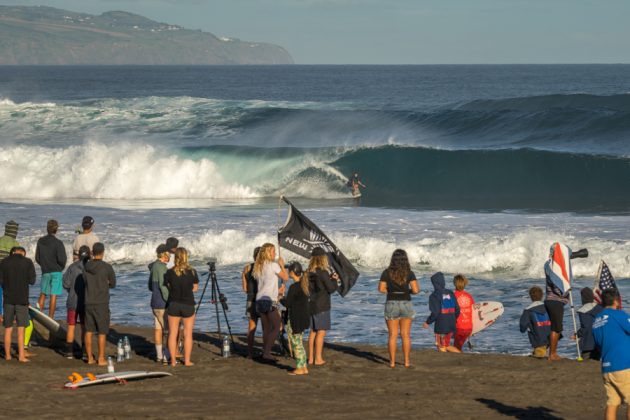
[68,372,83,383]
[87,373,97,381]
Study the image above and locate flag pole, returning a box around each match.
[569,289,583,362]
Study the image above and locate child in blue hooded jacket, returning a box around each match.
[519,286,551,358]
[423,272,460,352]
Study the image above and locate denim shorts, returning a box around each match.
[384,300,415,320]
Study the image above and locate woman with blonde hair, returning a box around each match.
[306,247,339,366]
[253,243,288,361]
[165,247,199,366]
[378,249,419,368]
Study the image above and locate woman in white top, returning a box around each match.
[253,243,288,361]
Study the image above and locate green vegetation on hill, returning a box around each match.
[0,6,293,65]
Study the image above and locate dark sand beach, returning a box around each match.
[0,323,604,419]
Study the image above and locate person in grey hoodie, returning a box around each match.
[573,287,603,360]
[83,242,116,366]
[36,219,67,319]
[148,244,170,363]
[423,272,460,352]
[519,286,551,358]
[62,245,90,359]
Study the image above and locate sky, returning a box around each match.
[1,0,629,64]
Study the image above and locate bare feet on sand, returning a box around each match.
[548,354,562,362]
[289,368,308,375]
[184,362,194,367]
[18,358,30,363]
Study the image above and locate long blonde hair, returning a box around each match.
[173,247,195,276]
[252,243,275,280]
[300,254,329,294]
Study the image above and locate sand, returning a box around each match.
[0,323,607,419]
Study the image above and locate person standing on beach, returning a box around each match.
[285,262,311,375]
[306,247,338,366]
[573,287,603,361]
[519,286,551,358]
[149,244,170,363]
[253,243,288,362]
[36,219,67,319]
[423,272,461,353]
[165,247,198,367]
[453,275,475,351]
[62,245,90,359]
[73,216,99,261]
[544,266,570,361]
[0,247,36,362]
[378,249,419,368]
[592,289,630,420]
[165,237,178,269]
[242,246,261,358]
[83,242,116,365]
[0,220,20,323]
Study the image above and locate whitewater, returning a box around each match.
[1,65,629,355]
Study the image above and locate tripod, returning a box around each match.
[196,261,235,348]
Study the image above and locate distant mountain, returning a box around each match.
[0,6,293,65]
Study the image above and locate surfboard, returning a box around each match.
[352,191,362,198]
[28,306,65,336]
[65,371,172,389]
[471,301,504,336]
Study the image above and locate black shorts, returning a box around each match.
[167,301,195,318]
[246,300,258,320]
[3,304,29,328]
[255,298,274,315]
[84,304,110,334]
[544,300,565,333]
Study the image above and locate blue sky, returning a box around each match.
[2,0,629,64]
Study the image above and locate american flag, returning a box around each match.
[594,260,619,305]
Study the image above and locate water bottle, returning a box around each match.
[116,339,125,362]
[123,336,132,360]
[107,356,115,373]
[222,335,230,358]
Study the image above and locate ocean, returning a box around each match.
[1,65,629,356]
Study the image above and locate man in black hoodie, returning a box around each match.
[0,247,36,362]
[35,219,67,319]
[83,242,116,366]
[423,272,460,353]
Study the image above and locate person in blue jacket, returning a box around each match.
[519,286,551,358]
[423,272,460,353]
[573,287,603,360]
[592,288,630,420]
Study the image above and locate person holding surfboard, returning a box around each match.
[378,249,419,368]
[453,275,475,351]
[0,246,36,362]
[347,173,365,198]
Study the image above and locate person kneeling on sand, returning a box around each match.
[378,249,419,368]
[284,262,311,375]
[423,272,460,353]
[0,247,36,362]
[519,286,551,358]
[593,289,630,420]
[83,243,116,366]
[149,244,170,364]
[62,245,90,359]
[573,287,603,361]
[165,248,198,367]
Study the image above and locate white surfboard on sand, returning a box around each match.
[65,371,172,388]
[471,301,504,336]
[28,305,66,336]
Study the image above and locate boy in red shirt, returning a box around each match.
[453,274,474,351]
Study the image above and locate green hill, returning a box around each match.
[0,6,293,64]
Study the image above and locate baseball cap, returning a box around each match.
[82,216,94,230]
[286,261,304,276]
[311,247,326,257]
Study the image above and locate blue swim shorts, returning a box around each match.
[41,272,63,296]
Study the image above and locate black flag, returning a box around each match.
[278,197,359,297]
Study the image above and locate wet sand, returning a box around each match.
[0,323,605,419]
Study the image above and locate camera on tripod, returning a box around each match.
[196,257,234,353]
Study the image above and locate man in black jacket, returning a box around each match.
[83,242,116,366]
[0,247,36,362]
[35,219,67,319]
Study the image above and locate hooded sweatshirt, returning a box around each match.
[148,260,169,309]
[0,221,19,262]
[519,301,551,348]
[426,272,460,334]
[36,234,67,273]
[0,253,36,305]
[83,259,116,306]
[62,258,87,311]
[577,302,604,353]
